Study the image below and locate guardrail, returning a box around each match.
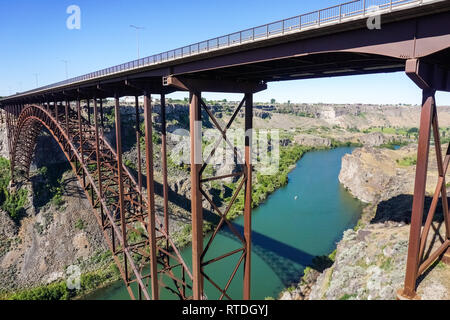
[8,0,434,97]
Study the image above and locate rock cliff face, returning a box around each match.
[338,146,441,203]
[294,134,331,147]
[276,104,450,129]
[303,146,450,300]
[0,173,108,292]
[0,120,109,293]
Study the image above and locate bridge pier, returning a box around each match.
[143,92,159,300]
[398,59,450,300]
[165,76,266,300]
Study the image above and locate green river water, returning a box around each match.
[84,147,363,300]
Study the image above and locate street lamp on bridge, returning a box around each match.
[130,24,145,61]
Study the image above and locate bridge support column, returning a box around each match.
[65,100,70,137]
[87,99,91,125]
[5,105,13,183]
[54,99,59,123]
[77,99,86,187]
[114,94,132,294]
[161,94,170,254]
[143,92,159,300]
[93,98,105,228]
[398,59,450,300]
[135,96,143,209]
[190,90,204,300]
[243,93,253,300]
[165,76,266,300]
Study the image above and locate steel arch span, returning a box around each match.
[5,102,193,300]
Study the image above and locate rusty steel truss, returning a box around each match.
[396,59,450,299]
[4,94,195,300]
[1,76,265,300]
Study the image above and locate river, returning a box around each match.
[84,147,363,300]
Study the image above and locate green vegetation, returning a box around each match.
[138,122,162,145]
[286,285,296,293]
[5,264,119,300]
[0,157,28,223]
[75,218,85,230]
[124,159,137,171]
[380,257,393,271]
[173,224,193,248]
[396,156,417,167]
[377,140,408,150]
[362,126,421,140]
[33,164,68,210]
[339,293,357,300]
[330,139,363,148]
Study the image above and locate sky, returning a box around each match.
[1,0,449,105]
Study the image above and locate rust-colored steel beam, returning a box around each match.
[190,91,204,300]
[143,92,159,300]
[87,99,91,125]
[65,100,70,137]
[99,98,104,132]
[161,94,169,238]
[187,91,252,300]
[243,92,253,300]
[399,89,434,300]
[54,99,59,123]
[135,96,143,197]
[93,98,105,227]
[77,99,86,187]
[399,93,450,299]
[166,76,267,94]
[114,94,129,287]
[399,60,450,300]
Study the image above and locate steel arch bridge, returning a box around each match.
[1,0,450,300]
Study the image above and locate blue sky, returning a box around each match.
[1,0,449,105]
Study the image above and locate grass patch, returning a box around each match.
[396,156,417,167]
[339,293,357,300]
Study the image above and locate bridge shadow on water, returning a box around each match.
[34,130,321,288]
[128,170,321,287]
[217,222,317,287]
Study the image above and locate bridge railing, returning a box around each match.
[16,0,431,96]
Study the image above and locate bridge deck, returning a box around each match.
[2,0,450,102]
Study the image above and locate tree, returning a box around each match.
[270,98,276,104]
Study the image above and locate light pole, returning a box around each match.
[130,25,145,60]
[61,60,69,79]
